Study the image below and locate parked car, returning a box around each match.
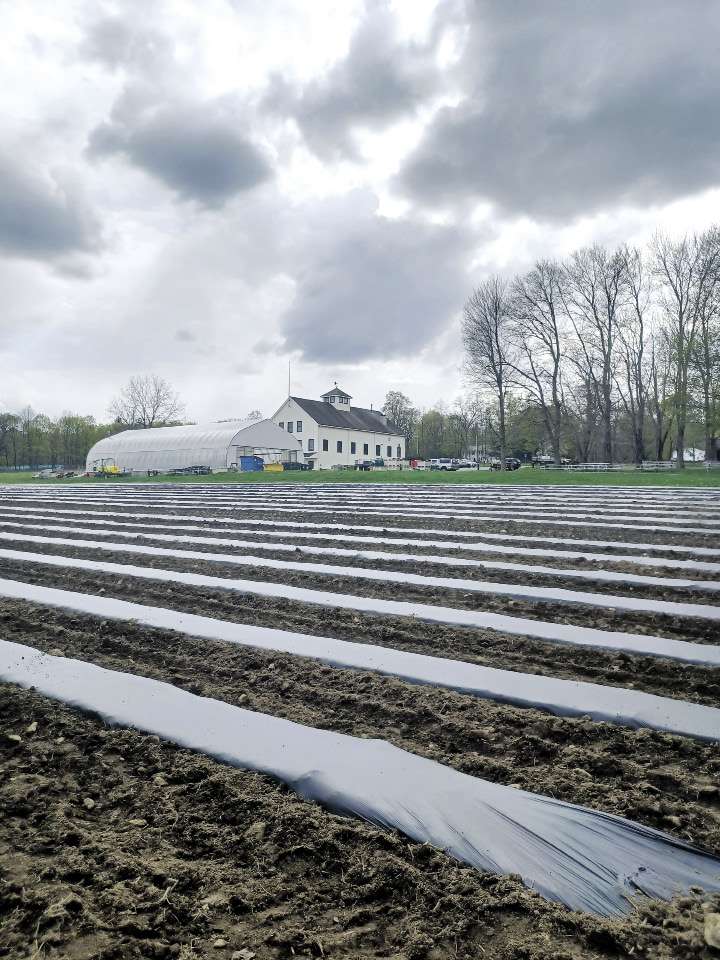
[429,458,458,471]
[490,457,522,471]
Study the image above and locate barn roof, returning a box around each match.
[291,397,401,436]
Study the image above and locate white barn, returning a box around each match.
[272,385,405,469]
[85,419,302,474]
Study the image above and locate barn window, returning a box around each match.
[296,421,302,433]
[337,440,343,453]
[278,422,284,429]
[308,439,315,452]
[322,439,328,451]
[287,422,293,433]
[363,443,369,455]
[351,441,356,454]
[396,445,401,458]
[375,444,380,456]
[387,445,391,457]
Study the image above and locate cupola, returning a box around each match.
[321,383,352,409]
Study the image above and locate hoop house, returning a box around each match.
[85,420,301,473]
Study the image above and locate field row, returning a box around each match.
[1,482,720,958]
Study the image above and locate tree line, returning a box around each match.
[0,376,263,471]
[0,410,117,470]
[386,228,720,467]
[0,376,185,470]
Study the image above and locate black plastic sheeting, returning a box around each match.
[0,578,718,742]
[2,638,719,916]
[2,549,718,666]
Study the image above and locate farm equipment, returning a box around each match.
[169,465,212,475]
[91,458,128,478]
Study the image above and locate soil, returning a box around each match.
[4,684,720,960]
[3,519,720,585]
[1,539,719,647]
[3,495,720,548]
[0,563,718,707]
[1,487,720,959]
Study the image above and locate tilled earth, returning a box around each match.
[4,684,719,960]
[0,565,718,705]
[1,490,720,958]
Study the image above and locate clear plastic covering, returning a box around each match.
[84,419,301,473]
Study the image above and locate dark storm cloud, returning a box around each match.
[278,194,470,361]
[0,154,99,259]
[88,101,273,207]
[397,1,720,218]
[264,3,440,160]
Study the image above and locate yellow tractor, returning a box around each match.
[91,458,122,478]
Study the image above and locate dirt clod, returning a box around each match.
[705,913,720,949]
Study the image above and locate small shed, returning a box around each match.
[85,419,302,474]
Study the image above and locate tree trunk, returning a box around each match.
[676,421,686,469]
[602,380,613,463]
[498,394,506,466]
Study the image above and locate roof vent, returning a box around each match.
[320,383,352,408]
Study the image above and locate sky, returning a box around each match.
[2,0,720,423]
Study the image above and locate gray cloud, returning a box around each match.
[278,193,470,361]
[398,1,720,218]
[0,154,100,260]
[264,3,441,160]
[89,99,273,206]
[81,15,173,72]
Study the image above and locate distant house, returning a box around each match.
[673,447,706,463]
[272,385,405,469]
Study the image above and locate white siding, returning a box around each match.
[272,398,405,469]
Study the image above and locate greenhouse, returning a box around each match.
[85,419,302,474]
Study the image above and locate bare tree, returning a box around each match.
[615,246,651,464]
[690,267,720,460]
[383,390,418,446]
[109,375,184,429]
[462,278,515,464]
[564,373,598,463]
[447,394,482,459]
[510,260,566,464]
[647,328,674,460]
[653,228,720,466]
[245,409,263,421]
[563,245,626,463]
[19,406,36,467]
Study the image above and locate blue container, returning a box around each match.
[239,455,263,472]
